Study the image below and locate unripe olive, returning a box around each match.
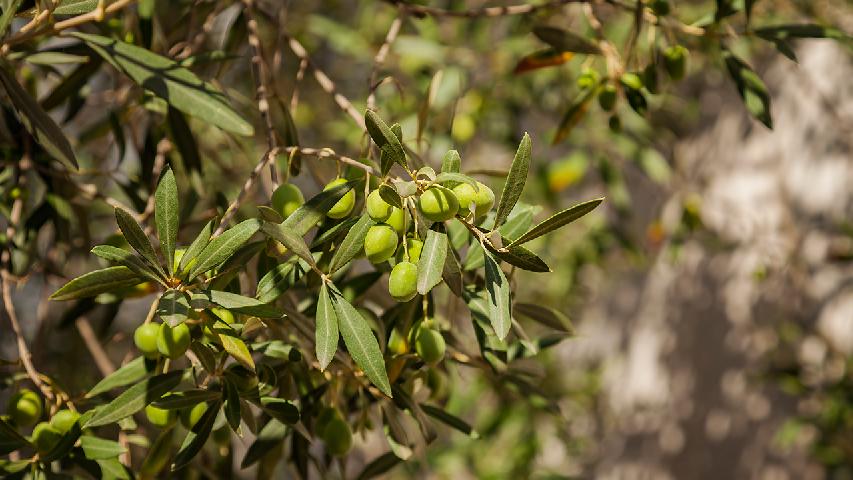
[642,63,658,94]
[386,207,408,236]
[366,189,393,222]
[452,182,494,218]
[180,402,209,429]
[650,0,670,16]
[315,407,338,436]
[426,368,448,400]
[387,327,409,355]
[226,364,259,395]
[50,409,80,433]
[388,261,418,302]
[576,67,600,90]
[134,323,161,359]
[145,404,176,428]
[598,84,617,111]
[31,421,61,455]
[396,237,424,264]
[7,389,42,426]
[418,186,459,222]
[156,322,191,359]
[415,326,446,365]
[364,224,398,264]
[663,45,688,81]
[323,178,355,219]
[272,183,305,219]
[322,416,352,456]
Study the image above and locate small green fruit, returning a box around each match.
[386,207,408,235]
[576,67,600,90]
[650,0,670,16]
[50,409,80,433]
[663,45,688,81]
[366,189,393,222]
[145,404,176,428]
[8,389,42,426]
[322,416,352,456]
[364,224,398,264]
[323,178,355,219]
[388,261,418,302]
[598,84,617,111]
[452,182,494,218]
[157,322,191,359]
[134,323,161,359]
[272,183,305,218]
[180,402,209,429]
[31,421,61,455]
[315,407,338,436]
[387,327,409,355]
[415,326,446,365]
[418,186,459,222]
[226,364,259,395]
[396,237,424,264]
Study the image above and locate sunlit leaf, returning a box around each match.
[51,266,144,301]
[85,370,184,428]
[509,197,603,246]
[316,283,339,371]
[417,230,447,295]
[493,133,532,230]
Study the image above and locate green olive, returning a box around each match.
[452,182,494,218]
[426,368,448,400]
[323,178,355,219]
[387,327,409,355]
[134,323,161,359]
[598,84,618,111]
[272,183,305,219]
[156,322,191,359]
[226,364,259,395]
[145,404,176,428]
[608,115,622,133]
[50,409,80,433]
[396,237,424,264]
[366,189,393,222]
[322,416,352,456]
[663,45,688,81]
[415,326,445,365]
[31,421,61,455]
[388,261,418,302]
[418,186,459,222]
[180,402,209,429]
[363,224,399,264]
[385,207,408,235]
[7,388,42,427]
[650,0,670,16]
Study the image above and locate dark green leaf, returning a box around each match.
[223,380,241,432]
[179,219,213,274]
[150,389,221,409]
[417,230,447,295]
[114,207,164,275]
[330,289,392,397]
[533,26,601,55]
[420,404,478,437]
[310,216,360,248]
[356,452,403,480]
[154,167,179,274]
[378,183,403,209]
[81,436,127,460]
[441,249,464,297]
[509,197,603,246]
[715,0,739,21]
[187,218,260,279]
[0,417,31,454]
[96,458,131,480]
[514,303,574,334]
[86,356,150,398]
[255,258,298,303]
[241,419,287,468]
[259,397,300,425]
[51,266,143,301]
[329,215,375,273]
[91,245,164,285]
[316,283,339,371]
[754,24,848,40]
[197,289,283,318]
[493,133,531,229]
[156,290,190,326]
[261,221,316,268]
[171,400,219,471]
[72,33,253,136]
[84,370,184,428]
[723,48,773,128]
[282,182,353,235]
[487,240,550,272]
[484,251,512,340]
[365,110,406,175]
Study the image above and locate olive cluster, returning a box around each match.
[4,389,80,456]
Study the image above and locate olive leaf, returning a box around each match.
[222,380,241,432]
[508,197,603,247]
[210,320,256,370]
[114,208,165,276]
[440,149,461,174]
[86,357,151,398]
[0,416,31,454]
[723,48,773,128]
[149,389,222,409]
[483,251,512,340]
[241,419,287,468]
[0,0,23,38]
[51,266,144,301]
[179,219,213,274]
[199,289,283,318]
[532,26,601,55]
[316,283,339,371]
[282,182,353,235]
[378,183,404,209]
[171,401,220,471]
[356,452,403,480]
[91,245,164,286]
[365,110,407,176]
[493,133,532,230]
[258,397,300,425]
[513,48,574,74]
[553,88,595,144]
[514,303,574,334]
[187,218,261,279]
[417,230,448,295]
[261,221,316,268]
[0,61,78,170]
[154,167,179,274]
[53,0,100,14]
[84,370,184,428]
[155,290,190,326]
[71,33,253,136]
[329,215,375,273]
[330,289,392,397]
[255,258,299,303]
[420,404,478,438]
[80,436,127,460]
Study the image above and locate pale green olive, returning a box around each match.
[323,178,355,219]
[418,186,459,222]
[364,224,398,264]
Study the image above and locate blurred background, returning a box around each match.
[2,1,852,478]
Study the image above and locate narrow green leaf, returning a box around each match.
[715,0,739,21]
[533,26,601,55]
[255,258,298,303]
[514,303,574,334]
[189,342,217,373]
[509,197,603,246]
[140,429,174,478]
[150,389,221,409]
[440,150,461,174]
[223,381,241,432]
[378,183,403,209]
[282,182,353,235]
[723,48,773,128]
[81,436,127,460]
[72,33,253,136]
[330,289,392,397]
[0,0,23,38]
[198,289,283,318]
[417,230,448,295]
[154,167,179,274]
[179,219,213,274]
[187,218,260,279]
[356,452,403,480]
[85,370,184,428]
[483,251,512,340]
[310,217,360,248]
[86,357,150,398]
[316,284,339,371]
[24,52,90,65]
[553,88,594,144]
[365,110,407,175]
[434,172,477,191]
[258,397,299,425]
[211,320,255,370]
[0,417,31,454]
[493,133,532,230]
[53,0,99,14]
[41,419,84,462]
[114,208,165,275]
[260,221,316,268]
[241,419,287,468]
[0,61,77,170]
[420,404,478,437]
[91,245,165,285]
[51,266,143,301]
[156,290,190,326]
[329,215,375,273]
[487,241,550,272]
[96,458,131,480]
[753,23,848,40]
[441,249,463,297]
[171,400,219,471]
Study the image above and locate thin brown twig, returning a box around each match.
[243,0,279,186]
[367,13,405,111]
[75,317,116,376]
[3,0,138,49]
[384,0,580,18]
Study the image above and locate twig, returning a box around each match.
[367,13,405,111]
[3,0,138,49]
[215,147,280,236]
[243,0,279,186]
[75,316,116,376]
[284,146,374,175]
[383,0,580,18]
